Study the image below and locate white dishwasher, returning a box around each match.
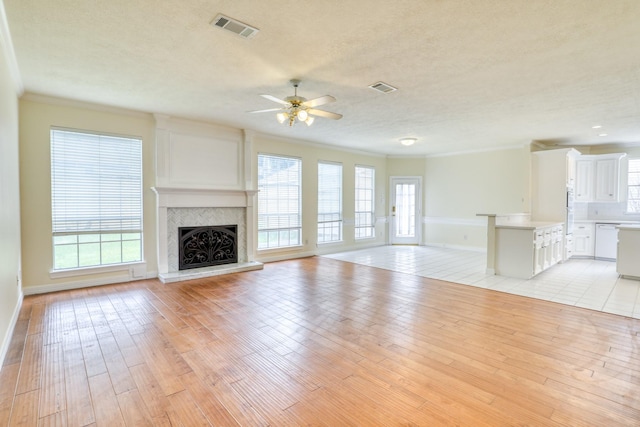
[594,223,619,260]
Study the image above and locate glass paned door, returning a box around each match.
[390,177,421,244]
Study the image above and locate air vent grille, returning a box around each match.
[368,81,397,93]
[211,14,259,39]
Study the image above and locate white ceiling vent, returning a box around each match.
[211,14,259,39]
[368,81,397,93]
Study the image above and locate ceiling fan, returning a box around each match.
[248,79,342,127]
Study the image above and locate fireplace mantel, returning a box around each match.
[152,186,261,283]
[152,187,259,209]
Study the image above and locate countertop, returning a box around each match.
[495,221,564,230]
[574,219,640,224]
[616,224,640,231]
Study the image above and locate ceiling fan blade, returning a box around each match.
[260,94,290,105]
[302,95,336,108]
[308,109,342,120]
[247,107,285,114]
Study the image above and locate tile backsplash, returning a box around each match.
[575,202,640,221]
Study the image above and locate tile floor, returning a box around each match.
[323,245,640,319]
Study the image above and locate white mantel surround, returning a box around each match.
[152,187,262,283]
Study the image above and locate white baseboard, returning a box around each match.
[0,289,23,368]
[23,271,159,296]
[257,250,317,264]
[422,242,486,253]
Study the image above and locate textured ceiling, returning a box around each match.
[4,0,640,155]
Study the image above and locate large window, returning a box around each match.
[628,158,640,213]
[51,128,143,270]
[355,165,375,239]
[257,154,302,249]
[318,161,342,243]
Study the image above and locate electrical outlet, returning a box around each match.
[464,234,468,241]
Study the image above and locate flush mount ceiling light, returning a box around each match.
[400,138,417,146]
[248,79,342,127]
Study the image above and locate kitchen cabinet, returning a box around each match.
[531,148,578,261]
[575,160,594,202]
[564,234,574,259]
[572,221,594,257]
[575,154,625,202]
[617,225,640,279]
[594,157,619,201]
[495,222,563,279]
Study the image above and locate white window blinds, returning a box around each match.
[355,165,375,239]
[51,129,143,234]
[317,161,342,243]
[257,154,302,249]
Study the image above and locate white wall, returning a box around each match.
[0,13,23,365]
[424,145,531,249]
[18,97,157,294]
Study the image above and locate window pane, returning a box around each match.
[258,154,302,249]
[101,241,122,264]
[318,161,343,243]
[355,166,375,240]
[54,244,78,269]
[78,243,101,267]
[79,234,100,243]
[122,239,141,262]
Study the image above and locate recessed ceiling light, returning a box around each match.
[598,133,608,137]
[400,138,417,146]
[592,125,602,129]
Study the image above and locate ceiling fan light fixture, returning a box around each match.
[297,109,308,121]
[276,112,288,123]
[305,116,315,126]
[400,137,417,146]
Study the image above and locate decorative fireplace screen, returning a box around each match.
[178,225,238,270]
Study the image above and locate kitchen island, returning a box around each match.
[616,224,640,280]
[495,222,564,279]
[478,214,564,279]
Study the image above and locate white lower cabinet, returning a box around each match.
[572,221,595,257]
[564,234,574,260]
[495,223,564,279]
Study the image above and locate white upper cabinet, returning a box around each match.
[594,157,619,201]
[575,159,594,202]
[574,154,625,202]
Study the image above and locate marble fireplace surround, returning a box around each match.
[152,187,262,283]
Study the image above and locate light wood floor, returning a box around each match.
[2,257,640,426]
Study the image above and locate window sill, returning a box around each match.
[50,261,146,279]
[317,240,344,246]
[257,245,304,254]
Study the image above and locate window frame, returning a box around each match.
[50,127,143,271]
[257,153,303,250]
[626,157,640,214]
[355,165,376,240]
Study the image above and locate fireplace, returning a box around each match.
[179,224,238,270]
[152,187,262,283]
